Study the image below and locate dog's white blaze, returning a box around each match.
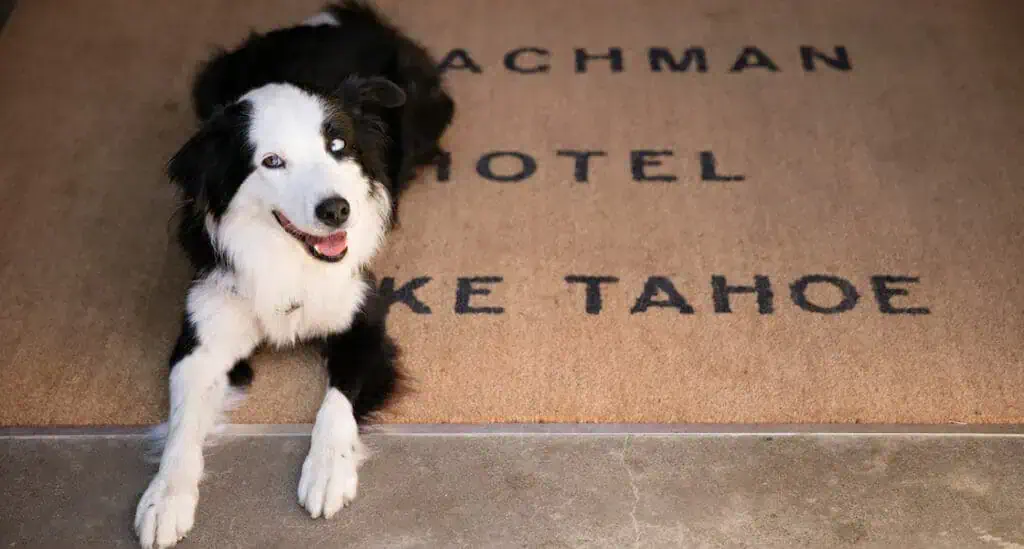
[298,388,366,519]
[238,84,391,260]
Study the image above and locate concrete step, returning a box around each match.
[1,428,1022,548]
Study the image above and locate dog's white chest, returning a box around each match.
[236,265,368,346]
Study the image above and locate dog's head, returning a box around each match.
[168,77,405,267]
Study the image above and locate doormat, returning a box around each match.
[0,0,1021,426]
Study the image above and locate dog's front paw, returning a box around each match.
[297,436,364,519]
[134,476,198,549]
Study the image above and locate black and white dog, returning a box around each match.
[135,3,453,547]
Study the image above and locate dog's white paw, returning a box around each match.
[297,436,364,519]
[134,476,198,549]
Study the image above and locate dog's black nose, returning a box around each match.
[315,196,350,228]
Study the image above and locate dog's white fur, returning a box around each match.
[298,388,367,518]
[302,11,340,27]
[217,84,390,343]
[135,270,261,548]
[135,83,390,548]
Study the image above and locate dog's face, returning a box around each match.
[168,79,405,267]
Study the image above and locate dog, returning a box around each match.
[134,3,454,547]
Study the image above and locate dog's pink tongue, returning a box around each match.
[314,232,348,257]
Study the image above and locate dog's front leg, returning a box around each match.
[299,310,400,519]
[135,273,261,549]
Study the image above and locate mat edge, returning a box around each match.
[3,423,1024,439]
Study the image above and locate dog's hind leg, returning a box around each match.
[135,271,262,549]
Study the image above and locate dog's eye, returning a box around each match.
[261,154,285,169]
[328,138,346,153]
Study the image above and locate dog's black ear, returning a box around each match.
[167,102,252,217]
[362,77,406,108]
[341,76,407,110]
[167,125,216,205]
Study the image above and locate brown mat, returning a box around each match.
[1,0,1022,427]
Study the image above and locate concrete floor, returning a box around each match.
[1,430,1023,548]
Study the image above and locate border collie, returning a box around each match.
[134,3,454,547]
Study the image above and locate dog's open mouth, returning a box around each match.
[272,211,348,262]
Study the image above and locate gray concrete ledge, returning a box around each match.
[2,430,1023,548]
